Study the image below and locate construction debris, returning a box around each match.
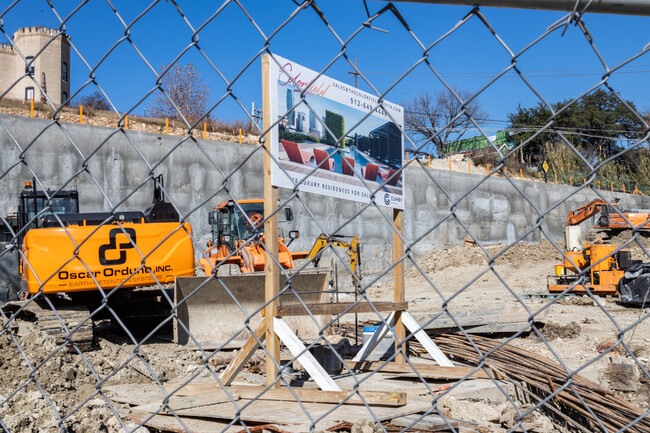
[435,334,650,433]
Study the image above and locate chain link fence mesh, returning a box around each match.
[0,1,648,432]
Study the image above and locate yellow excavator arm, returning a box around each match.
[306,233,361,278]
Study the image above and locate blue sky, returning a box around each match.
[2,0,648,148]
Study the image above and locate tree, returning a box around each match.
[404,87,487,157]
[146,63,211,124]
[508,89,644,165]
[73,91,111,111]
[324,110,345,147]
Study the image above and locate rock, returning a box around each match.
[606,363,638,392]
[350,419,382,433]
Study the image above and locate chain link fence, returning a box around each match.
[0,1,649,432]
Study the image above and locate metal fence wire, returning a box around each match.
[0,1,649,432]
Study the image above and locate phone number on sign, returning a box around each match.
[350,98,386,116]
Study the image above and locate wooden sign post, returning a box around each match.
[262,54,281,388]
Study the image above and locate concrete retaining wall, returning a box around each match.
[2,113,649,280]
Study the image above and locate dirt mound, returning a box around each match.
[540,322,582,341]
[410,239,563,275]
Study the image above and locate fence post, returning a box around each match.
[80,105,83,124]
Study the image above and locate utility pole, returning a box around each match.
[348,58,360,88]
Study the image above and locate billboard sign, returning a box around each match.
[265,54,404,209]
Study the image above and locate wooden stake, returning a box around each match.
[262,54,280,388]
[220,321,266,386]
[393,208,406,364]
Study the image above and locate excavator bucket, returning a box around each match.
[173,269,330,349]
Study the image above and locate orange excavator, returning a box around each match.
[198,199,308,275]
[548,198,650,303]
[566,199,650,233]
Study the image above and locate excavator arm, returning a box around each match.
[306,233,361,277]
[566,199,617,226]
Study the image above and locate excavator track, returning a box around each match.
[2,299,93,351]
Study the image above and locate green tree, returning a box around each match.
[508,89,644,166]
[325,110,345,147]
[146,63,211,124]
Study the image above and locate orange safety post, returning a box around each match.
[487,163,490,173]
[538,172,541,181]
[427,155,430,168]
[80,105,83,124]
[468,161,471,174]
[554,172,557,184]
[583,178,586,185]
[611,182,613,192]
[406,152,409,162]
[449,159,451,171]
[598,180,600,189]
[239,128,242,144]
[30,98,34,117]
[165,118,168,135]
[504,167,507,176]
[125,115,128,129]
[623,183,625,194]
[204,122,207,139]
[569,175,572,186]
[520,169,523,180]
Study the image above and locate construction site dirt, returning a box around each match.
[0,236,648,432]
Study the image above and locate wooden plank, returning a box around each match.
[168,390,240,411]
[402,311,454,367]
[262,52,280,389]
[273,317,340,391]
[131,398,432,425]
[393,208,406,364]
[390,414,459,431]
[128,411,283,433]
[228,386,406,407]
[105,382,406,407]
[414,306,547,333]
[220,321,266,386]
[349,361,492,380]
[352,312,394,363]
[276,301,408,317]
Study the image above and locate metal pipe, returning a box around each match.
[392,0,650,16]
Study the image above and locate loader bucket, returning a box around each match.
[174,269,330,349]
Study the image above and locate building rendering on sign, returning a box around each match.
[0,26,71,106]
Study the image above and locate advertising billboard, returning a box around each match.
[266,54,404,209]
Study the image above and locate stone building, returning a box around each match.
[0,26,71,106]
